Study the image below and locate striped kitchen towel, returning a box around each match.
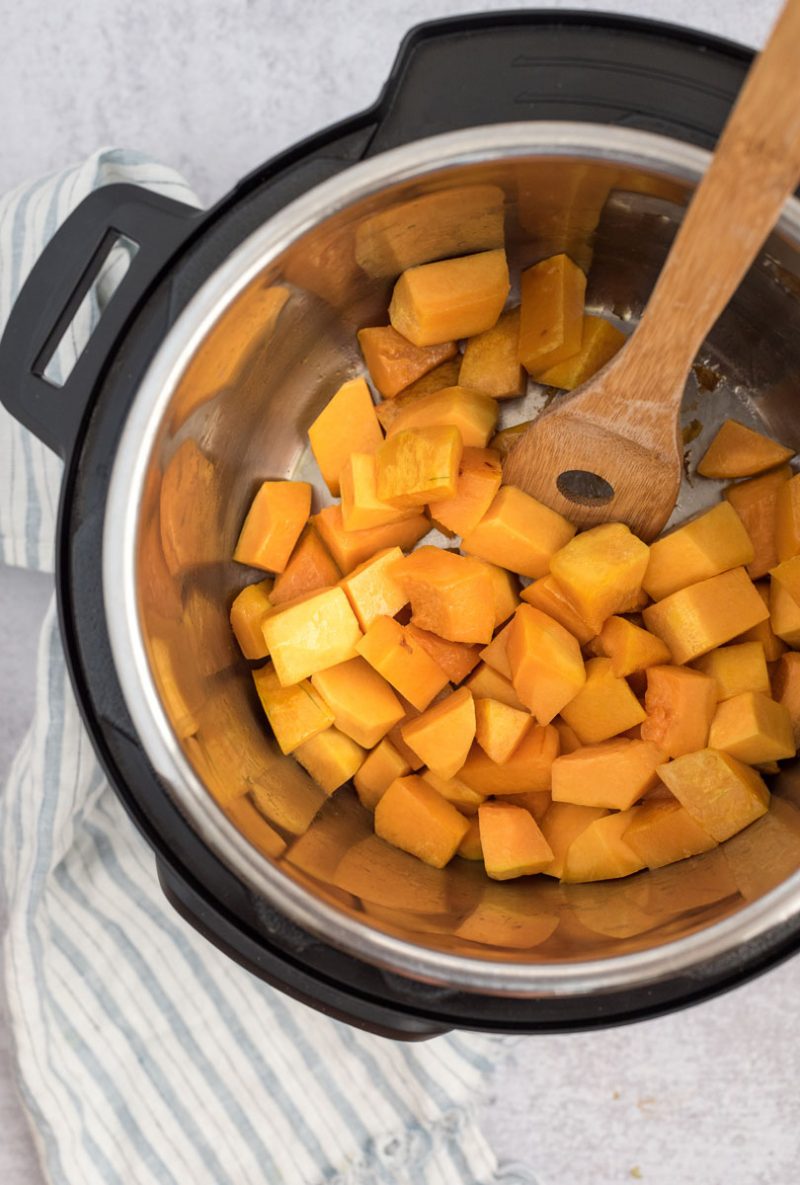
[0,150,537,1185]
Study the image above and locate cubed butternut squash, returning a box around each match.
[356,615,450,710]
[657,748,770,841]
[555,718,583,755]
[723,465,792,579]
[549,523,650,633]
[769,577,800,646]
[385,385,499,448]
[431,447,503,536]
[353,738,411,810]
[551,738,666,810]
[459,308,525,398]
[507,604,586,724]
[393,547,495,644]
[772,652,800,746]
[457,817,484,860]
[708,690,796,764]
[294,727,366,794]
[308,377,383,496]
[357,326,457,398]
[595,615,672,677]
[476,560,521,627]
[561,809,644,882]
[643,501,754,601]
[230,578,274,659]
[539,802,609,878]
[622,799,717,869]
[252,663,334,754]
[479,620,513,678]
[465,662,527,710]
[642,567,769,664]
[374,775,470,867]
[461,485,576,579]
[734,581,787,660]
[533,314,625,390]
[262,586,362,686]
[421,768,486,816]
[340,452,419,531]
[693,641,770,702]
[403,623,481,683]
[490,420,531,460]
[478,801,554,879]
[270,525,340,606]
[503,790,552,822]
[374,363,461,432]
[312,504,429,575]
[560,656,646,744]
[311,656,405,748]
[518,253,586,373]
[375,425,462,507]
[338,546,409,630]
[389,248,510,346]
[458,723,559,794]
[474,697,532,763]
[401,687,476,779]
[697,418,793,478]
[520,575,595,645]
[640,665,717,757]
[233,480,312,572]
[776,473,800,562]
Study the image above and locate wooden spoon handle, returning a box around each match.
[614,0,800,397]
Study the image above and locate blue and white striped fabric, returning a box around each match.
[0,151,537,1185]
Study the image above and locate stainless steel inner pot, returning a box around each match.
[103,124,800,996]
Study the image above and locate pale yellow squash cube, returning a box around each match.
[559,657,645,744]
[294,727,366,794]
[308,377,383,496]
[375,425,463,507]
[374,775,470,867]
[461,485,576,580]
[311,656,405,749]
[262,586,363,686]
[643,501,754,602]
[549,523,650,633]
[642,567,769,664]
[693,641,770,701]
[708,691,796,764]
[252,663,334,754]
[657,748,769,841]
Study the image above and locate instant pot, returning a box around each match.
[4,11,800,1039]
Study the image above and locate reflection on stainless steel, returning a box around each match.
[106,125,800,994]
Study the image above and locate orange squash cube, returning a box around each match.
[474,697,532,764]
[560,657,645,743]
[503,790,552,822]
[262,586,362,686]
[459,308,525,398]
[640,665,717,757]
[374,364,458,432]
[479,620,513,678]
[643,501,754,602]
[551,738,665,810]
[595,615,672,677]
[312,504,429,575]
[622,799,717,869]
[465,662,527,710]
[476,559,521,627]
[400,686,476,779]
[490,420,531,460]
[421,768,486,816]
[385,385,499,448]
[657,748,769,841]
[737,581,784,661]
[708,690,796,764]
[374,775,470,867]
[697,418,793,479]
[357,326,457,398]
[403,623,481,683]
[294,727,365,794]
[519,253,586,373]
[375,425,462,507]
[338,546,409,630]
[233,480,311,573]
[772,652,800,746]
[539,802,608,878]
[393,546,495,644]
[520,575,594,645]
[386,696,427,770]
[252,663,334,754]
[461,485,576,579]
[534,314,625,389]
[389,248,510,346]
[561,809,644,882]
[308,377,383,496]
[724,465,792,579]
[339,452,419,531]
[353,738,411,810]
[643,566,769,664]
[507,604,586,724]
[776,473,800,562]
[356,615,450,710]
[770,577,800,646]
[770,553,800,602]
[270,525,340,606]
[431,447,502,536]
[478,801,554,879]
[555,718,583,755]
[230,578,274,659]
[549,523,650,633]
[458,723,559,794]
[311,656,404,748]
[693,641,770,702]
[457,817,484,860]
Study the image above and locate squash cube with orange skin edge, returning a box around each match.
[560,657,645,744]
[421,768,486,816]
[708,691,796,765]
[640,665,717,758]
[519,253,586,373]
[770,578,800,646]
[374,775,470,868]
[595,616,672,677]
[657,748,769,842]
[534,314,625,390]
[642,567,769,664]
[693,641,770,702]
[357,326,457,398]
[230,578,274,660]
[724,465,792,580]
[400,687,476,780]
[262,586,362,686]
[431,447,503,536]
[549,523,650,634]
[375,426,462,508]
[643,501,754,602]
[270,525,340,606]
[776,473,800,561]
[465,662,526,710]
[459,308,525,399]
[474,697,532,764]
[772,653,800,746]
[403,623,481,684]
[457,817,483,860]
[697,418,794,479]
[311,656,405,749]
[338,546,408,631]
[479,620,513,678]
[312,504,429,576]
[520,575,594,645]
[478,802,554,879]
[340,453,419,532]
[233,480,311,573]
[353,738,411,810]
[458,723,559,795]
[252,664,334,754]
[622,799,717,869]
[389,248,510,347]
[461,485,576,580]
[507,604,586,724]
[392,547,496,644]
[539,802,609,878]
[308,377,383,496]
[294,727,365,794]
[386,385,499,448]
[551,738,666,810]
[561,808,644,883]
[356,615,450,711]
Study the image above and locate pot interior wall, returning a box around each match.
[137,151,800,969]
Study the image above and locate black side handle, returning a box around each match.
[0,184,200,460]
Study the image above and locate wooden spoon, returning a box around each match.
[503,0,800,541]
